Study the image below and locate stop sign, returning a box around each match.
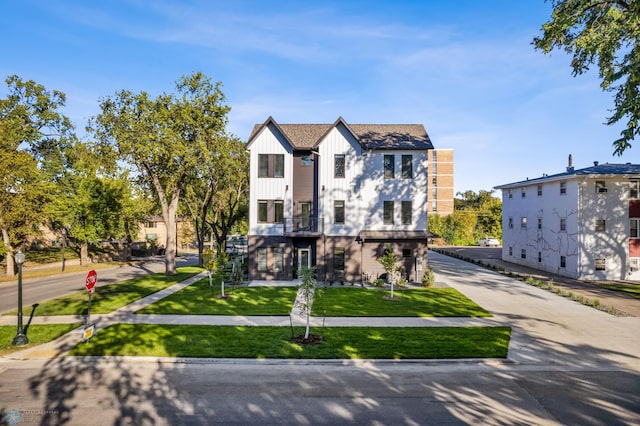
[86,270,97,292]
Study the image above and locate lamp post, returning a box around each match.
[12,250,28,346]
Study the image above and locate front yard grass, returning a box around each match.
[4,267,203,316]
[137,280,298,315]
[598,282,640,300]
[0,324,80,356]
[312,287,492,317]
[70,324,511,359]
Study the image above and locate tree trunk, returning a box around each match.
[80,243,89,266]
[163,196,179,275]
[1,226,16,278]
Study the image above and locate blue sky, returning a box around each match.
[2,0,636,194]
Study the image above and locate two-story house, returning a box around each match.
[495,160,640,281]
[246,116,434,283]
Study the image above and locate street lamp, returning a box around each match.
[12,250,28,346]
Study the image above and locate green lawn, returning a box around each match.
[4,267,203,316]
[312,287,492,317]
[70,324,511,359]
[599,283,640,300]
[0,324,80,355]
[137,280,299,315]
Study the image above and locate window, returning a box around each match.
[560,181,567,195]
[383,201,394,224]
[538,252,542,263]
[521,249,527,259]
[334,200,345,224]
[334,154,345,178]
[273,247,283,272]
[595,219,606,232]
[333,247,345,271]
[630,258,640,272]
[596,180,607,193]
[258,154,284,178]
[537,185,542,197]
[257,248,267,272]
[432,188,437,198]
[301,155,312,166]
[521,188,526,198]
[537,218,542,230]
[508,189,513,199]
[508,246,513,256]
[631,218,639,238]
[560,218,566,232]
[508,217,513,229]
[432,176,437,186]
[560,255,566,268]
[595,258,606,271]
[521,217,527,228]
[431,201,437,212]
[631,181,640,199]
[401,201,412,225]
[146,221,157,228]
[402,248,412,258]
[274,200,284,224]
[401,155,413,179]
[258,201,268,222]
[384,155,395,179]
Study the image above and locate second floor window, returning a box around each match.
[258,154,284,178]
[537,185,542,196]
[335,154,345,178]
[401,201,412,225]
[595,219,606,232]
[274,200,284,224]
[537,218,542,230]
[258,200,284,223]
[334,200,345,224]
[560,181,567,195]
[560,218,566,232]
[384,155,395,179]
[521,217,527,228]
[631,181,639,199]
[401,155,413,179]
[508,217,513,229]
[383,201,394,224]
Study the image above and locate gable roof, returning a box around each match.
[246,116,433,150]
[495,163,640,189]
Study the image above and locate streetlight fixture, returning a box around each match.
[12,250,28,346]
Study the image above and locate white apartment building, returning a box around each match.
[495,161,640,281]
[245,117,434,282]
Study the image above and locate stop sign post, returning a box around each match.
[83,270,97,341]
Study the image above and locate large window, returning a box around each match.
[384,155,395,179]
[273,247,283,272]
[401,155,413,179]
[258,200,268,223]
[335,155,345,178]
[401,201,412,225]
[334,200,345,224]
[333,247,345,271]
[383,201,394,224]
[258,200,284,223]
[258,154,284,178]
[257,248,267,272]
[274,200,284,224]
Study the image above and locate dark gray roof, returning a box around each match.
[495,163,640,189]
[247,117,433,150]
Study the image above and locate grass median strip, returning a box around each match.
[312,287,492,317]
[0,324,80,356]
[69,324,510,359]
[4,267,203,316]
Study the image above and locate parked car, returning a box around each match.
[478,236,500,247]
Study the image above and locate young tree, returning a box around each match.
[534,0,639,154]
[297,266,316,339]
[90,72,231,275]
[378,243,400,299]
[0,75,73,276]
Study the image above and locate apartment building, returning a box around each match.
[427,149,454,216]
[495,161,640,281]
[246,116,434,282]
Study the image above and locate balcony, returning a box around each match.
[284,215,324,237]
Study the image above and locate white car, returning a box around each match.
[478,236,500,247]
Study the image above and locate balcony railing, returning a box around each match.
[285,216,324,235]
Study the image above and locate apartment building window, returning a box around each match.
[538,252,542,263]
[274,200,284,224]
[432,188,437,198]
[508,246,513,256]
[257,248,267,272]
[335,154,345,178]
[560,181,567,195]
[508,189,513,199]
[508,217,513,229]
[521,188,526,198]
[595,219,606,232]
[333,248,345,271]
[560,218,566,232]
[631,181,640,199]
[560,255,566,268]
[431,200,437,212]
[301,155,312,167]
[334,200,345,224]
[401,155,413,179]
[521,217,527,228]
[384,155,395,178]
[258,154,284,178]
[401,201,412,225]
[273,247,284,272]
[383,201,394,224]
[521,249,526,259]
[631,218,639,238]
[595,258,606,271]
[537,218,542,230]
[432,176,437,186]
[258,200,268,223]
[596,180,607,193]
[537,185,542,196]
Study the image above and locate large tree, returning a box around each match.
[534,0,639,155]
[90,72,231,275]
[0,75,73,277]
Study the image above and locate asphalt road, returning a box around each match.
[0,256,198,315]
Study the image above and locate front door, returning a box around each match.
[298,248,311,272]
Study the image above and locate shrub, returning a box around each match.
[422,267,435,288]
